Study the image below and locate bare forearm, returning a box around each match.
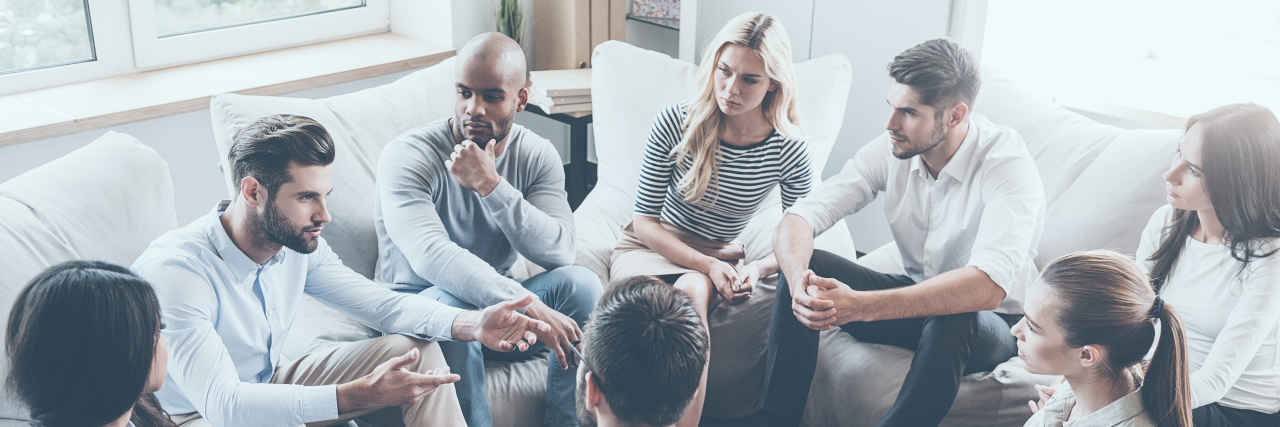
[450,310,481,342]
[336,379,371,414]
[754,253,780,277]
[859,267,1005,321]
[774,214,815,287]
[633,216,717,273]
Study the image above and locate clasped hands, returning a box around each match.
[444,139,501,196]
[789,270,871,330]
[703,258,767,306]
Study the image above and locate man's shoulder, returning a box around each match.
[132,217,218,280]
[971,114,1032,158]
[385,118,454,156]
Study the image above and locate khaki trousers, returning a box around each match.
[171,334,465,427]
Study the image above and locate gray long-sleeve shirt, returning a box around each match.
[374,118,576,307]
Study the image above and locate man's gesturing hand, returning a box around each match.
[524,297,584,370]
[475,294,552,352]
[444,139,501,196]
[336,348,460,414]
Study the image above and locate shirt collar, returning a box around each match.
[1061,385,1149,427]
[937,118,980,183]
[206,200,285,282]
[908,117,980,183]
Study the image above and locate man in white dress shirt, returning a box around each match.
[760,38,1046,427]
[132,114,551,427]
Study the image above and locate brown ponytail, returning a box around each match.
[1143,302,1192,427]
[1040,251,1191,427]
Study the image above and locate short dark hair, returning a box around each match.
[228,114,336,196]
[6,260,174,427]
[583,276,708,426]
[887,38,980,117]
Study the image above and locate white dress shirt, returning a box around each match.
[132,201,465,427]
[787,114,1045,314]
[1137,205,1280,413]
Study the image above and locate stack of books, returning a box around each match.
[528,68,592,117]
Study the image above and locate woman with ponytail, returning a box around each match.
[609,11,811,427]
[6,260,175,427]
[1014,250,1191,427]
[1135,102,1280,426]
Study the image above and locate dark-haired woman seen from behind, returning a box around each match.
[1137,102,1280,426]
[6,260,175,427]
[1014,250,1191,427]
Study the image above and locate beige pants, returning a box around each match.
[171,334,465,427]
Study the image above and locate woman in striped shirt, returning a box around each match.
[609,12,812,427]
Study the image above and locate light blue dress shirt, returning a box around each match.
[132,201,464,427]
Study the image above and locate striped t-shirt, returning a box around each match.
[636,102,813,242]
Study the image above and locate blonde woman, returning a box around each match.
[609,11,811,427]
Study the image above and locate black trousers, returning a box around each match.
[762,250,1021,427]
[1194,403,1280,427]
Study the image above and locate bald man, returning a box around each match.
[374,32,602,427]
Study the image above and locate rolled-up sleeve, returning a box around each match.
[137,254,339,427]
[786,136,889,235]
[964,156,1046,297]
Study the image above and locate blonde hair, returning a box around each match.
[673,12,804,206]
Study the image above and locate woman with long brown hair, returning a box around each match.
[1014,251,1192,427]
[1135,102,1280,426]
[7,260,175,427]
[608,11,811,427]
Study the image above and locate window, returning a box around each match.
[0,0,95,75]
[0,0,391,95]
[155,0,365,37]
[980,0,1280,123]
[129,0,389,69]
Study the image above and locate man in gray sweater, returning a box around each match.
[374,32,601,427]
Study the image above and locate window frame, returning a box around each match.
[127,0,390,69]
[0,0,133,95]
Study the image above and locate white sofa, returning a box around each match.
[204,40,1181,426]
[0,132,178,425]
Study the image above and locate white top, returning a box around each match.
[1023,382,1155,427]
[1136,204,1280,413]
[786,114,1045,314]
[132,201,464,427]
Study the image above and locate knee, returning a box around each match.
[547,266,603,314]
[922,312,981,343]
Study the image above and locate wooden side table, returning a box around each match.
[525,104,595,210]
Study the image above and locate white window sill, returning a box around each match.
[0,33,453,147]
[1035,59,1280,129]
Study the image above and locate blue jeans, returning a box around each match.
[418,266,601,427]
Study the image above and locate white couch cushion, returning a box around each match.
[0,131,176,422]
[974,68,1178,267]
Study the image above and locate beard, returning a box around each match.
[576,380,598,427]
[258,195,321,254]
[891,114,948,159]
[456,112,514,148]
